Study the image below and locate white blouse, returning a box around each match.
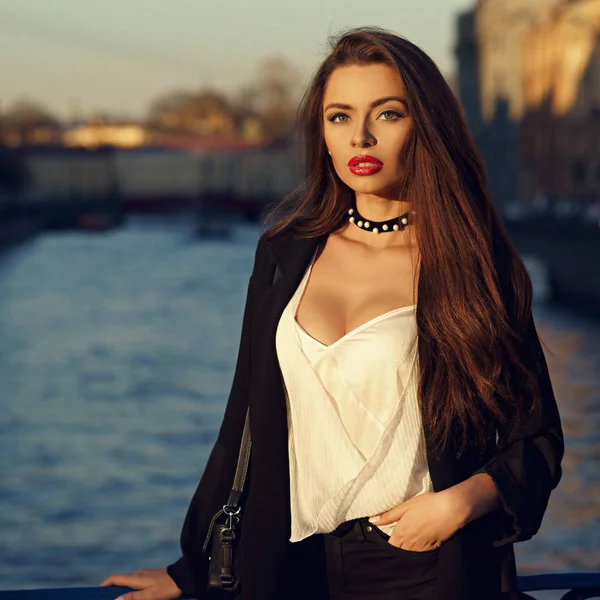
[275,250,433,541]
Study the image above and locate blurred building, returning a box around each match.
[63,121,150,149]
[1,90,269,151]
[520,0,600,203]
[456,0,600,207]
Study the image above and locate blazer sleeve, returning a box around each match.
[166,233,269,597]
[473,313,564,547]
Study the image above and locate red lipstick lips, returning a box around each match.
[347,154,383,176]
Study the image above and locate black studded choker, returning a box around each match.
[347,199,413,234]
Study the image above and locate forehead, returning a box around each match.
[323,64,406,104]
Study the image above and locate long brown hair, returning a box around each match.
[262,26,542,458]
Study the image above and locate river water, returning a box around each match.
[0,216,598,598]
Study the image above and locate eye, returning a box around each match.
[328,112,349,123]
[379,109,404,121]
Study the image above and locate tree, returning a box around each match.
[1,99,62,146]
[233,56,302,140]
[5,99,59,129]
[147,88,234,135]
[146,89,196,130]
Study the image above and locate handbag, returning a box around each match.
[202,408,252,596]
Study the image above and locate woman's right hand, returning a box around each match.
[100,568,183,600]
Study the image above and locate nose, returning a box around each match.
[351,120,376,148]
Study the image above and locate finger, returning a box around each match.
[115,586,176,600]
[100,574,124,587]
[115,592,146,600]
[101,568,153,586]
[392,539,438,551]
[100,574,149,589]
[391,531,424,551]
[388,533,406,549]
[370,505,408,526]
[115,593,142,600]
[100,574,131,587]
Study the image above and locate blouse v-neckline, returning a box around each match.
[293,250,416,350]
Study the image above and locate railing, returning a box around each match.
[518,574,600,599]
[1,574,600,600]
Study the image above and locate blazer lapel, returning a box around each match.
[250,230,326,387]
[268,230,326,287]
[240,229,328,590]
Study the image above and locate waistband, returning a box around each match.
[328,518,360,538]
[326,517,389,540]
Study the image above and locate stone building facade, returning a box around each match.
[455,0,600,208]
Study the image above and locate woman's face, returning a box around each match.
[322,63,413,200]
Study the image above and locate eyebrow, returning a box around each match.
[324,96,407,112]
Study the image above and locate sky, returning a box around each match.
[0,0,475,121]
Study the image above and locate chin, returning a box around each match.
[343,177,399,197]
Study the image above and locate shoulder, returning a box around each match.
[250,219,314,284]
[249,226,287,284]
[254,219,307,262]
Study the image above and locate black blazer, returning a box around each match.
[166,226,564,600]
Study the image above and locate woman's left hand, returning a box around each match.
[369,490,466,552]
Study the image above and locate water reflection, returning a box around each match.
[517,310,600,578]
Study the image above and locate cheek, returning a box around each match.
[324,134,346,169]
[323,128,342,151]
[395,127,413,154]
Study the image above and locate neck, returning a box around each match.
[337,219,418,251]
[340,196,417,251]
[354,194,412,222]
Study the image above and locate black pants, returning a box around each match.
[322,517,440,600]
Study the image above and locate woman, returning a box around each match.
[101,27,563,600]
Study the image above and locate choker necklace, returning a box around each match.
[347,199,412,234]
